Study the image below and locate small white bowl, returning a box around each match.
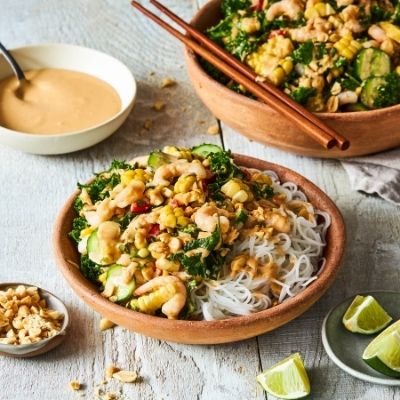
[0,43,137,154]
[0,283,70,358]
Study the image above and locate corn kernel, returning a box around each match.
[232,190,249,203]
[137,248,149,258]
[396,66,400,75]
[174,175,196,193]
[80,227,94,238]
[177,216,189,226]
[121,170,136,185]
[221,179,241,198]
[98,272,107,283]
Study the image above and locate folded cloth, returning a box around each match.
[341,147,400,205]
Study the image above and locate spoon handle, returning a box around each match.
[0,42,26,81]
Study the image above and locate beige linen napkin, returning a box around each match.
[341,147,400,205]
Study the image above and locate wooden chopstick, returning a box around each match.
[149,0,350,151]
[131,1,350,151]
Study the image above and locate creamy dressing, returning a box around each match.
[0,68,121,134]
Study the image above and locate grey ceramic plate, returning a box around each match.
[322,291,400,386]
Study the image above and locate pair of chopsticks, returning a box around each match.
[131,0,350,151]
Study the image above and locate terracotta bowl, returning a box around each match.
[53,155,345,344]
[185,0,400,158]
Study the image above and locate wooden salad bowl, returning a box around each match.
[185,0,400,158]
[53,155,346,344]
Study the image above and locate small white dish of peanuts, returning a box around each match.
[0,283,70,357]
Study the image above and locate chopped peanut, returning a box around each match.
[161,77,176,88]
[152,100,165,111]
[207,124,219,135]
[112,370,138,383]
[99,318,115,331]
[69,380,81,391]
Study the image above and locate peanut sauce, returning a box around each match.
[0,68,121,134]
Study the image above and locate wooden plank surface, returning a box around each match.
[0,1,399,399]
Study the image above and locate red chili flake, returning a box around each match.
[130,200,151,214]
[250,0,264,11]
[148,224,160,237]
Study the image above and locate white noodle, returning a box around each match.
[191,171,331,320]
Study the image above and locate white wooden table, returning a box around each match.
[0,1,399,399]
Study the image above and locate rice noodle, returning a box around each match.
[191,170,331,321]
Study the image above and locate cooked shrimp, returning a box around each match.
[368,24,388,42]
[134,276,187,319]
[152,160,207,186]
[193,204,230,233]
[266,0,303,21]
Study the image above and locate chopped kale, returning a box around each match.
[290,87,316,105]
[208,150,243,184]
[183,227,221,252]
[221,0,251,17]
[371,5,392,22]
[179,224,200,238]
[69,216,89,244]
[74,196,84,213]
[114,212,134,230]
[109,159,134,171]
[225,31,260,61]
[315,43,327,60]
[374,72,400,108]
[179,252,224,279]
[77,172,120,205]
[252,182,274,200]
[341,74,360,91]
[80,254,102,283]
[334,56,347,69]
[292,41,314,65]
[235,210,248,225]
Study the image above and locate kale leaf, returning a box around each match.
[208,150,243,183]
[179,224,200,238]
[290,87,316,105]
[374,73,400,108]
[109,159,134,171]
[292,41,314,65]
[179,252,225,279]
[221,0,251,17]
[80,254,102,283]
[183,227,221,252]
[252,182,274,199]
[69,216,89,244]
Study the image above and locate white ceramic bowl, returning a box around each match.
[0,44,136,154]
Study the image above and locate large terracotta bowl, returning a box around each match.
[53,155,345,344]
[185,0,400,158]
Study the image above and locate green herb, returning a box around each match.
[183,227,221,252]
[179,224,200,238]
[109,160,134,171]
[225,31,260,61]
[393,3,400,25]
[179,252,224,279]
[252,182,274,199]
[74,196,84,213]
[374,72,400,108]
[292,41,314,65]
[290,87,316,105]
[69,217,89,244]
[235,210,248,225]
[315,43,327,59]
[80,254,102,283]
[114,212,134,230]
[221,0,251,17]
[341,74,360,91]
[334,56,347,68]
[208,150,243,184]
[371,5,392,22]
[77,172,120,205]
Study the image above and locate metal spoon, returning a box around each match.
[0,42,28,98]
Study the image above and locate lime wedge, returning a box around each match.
[256,353,310,399]
[342,295,392,334]
[363,319,400,378]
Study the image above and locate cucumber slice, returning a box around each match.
[355,48,391,81]
[360,76,387,109]
[344,103,368,112]
[191,144,223,158]
[87,230,105,265]
[105,264,136,302]
[148,151,177,170]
